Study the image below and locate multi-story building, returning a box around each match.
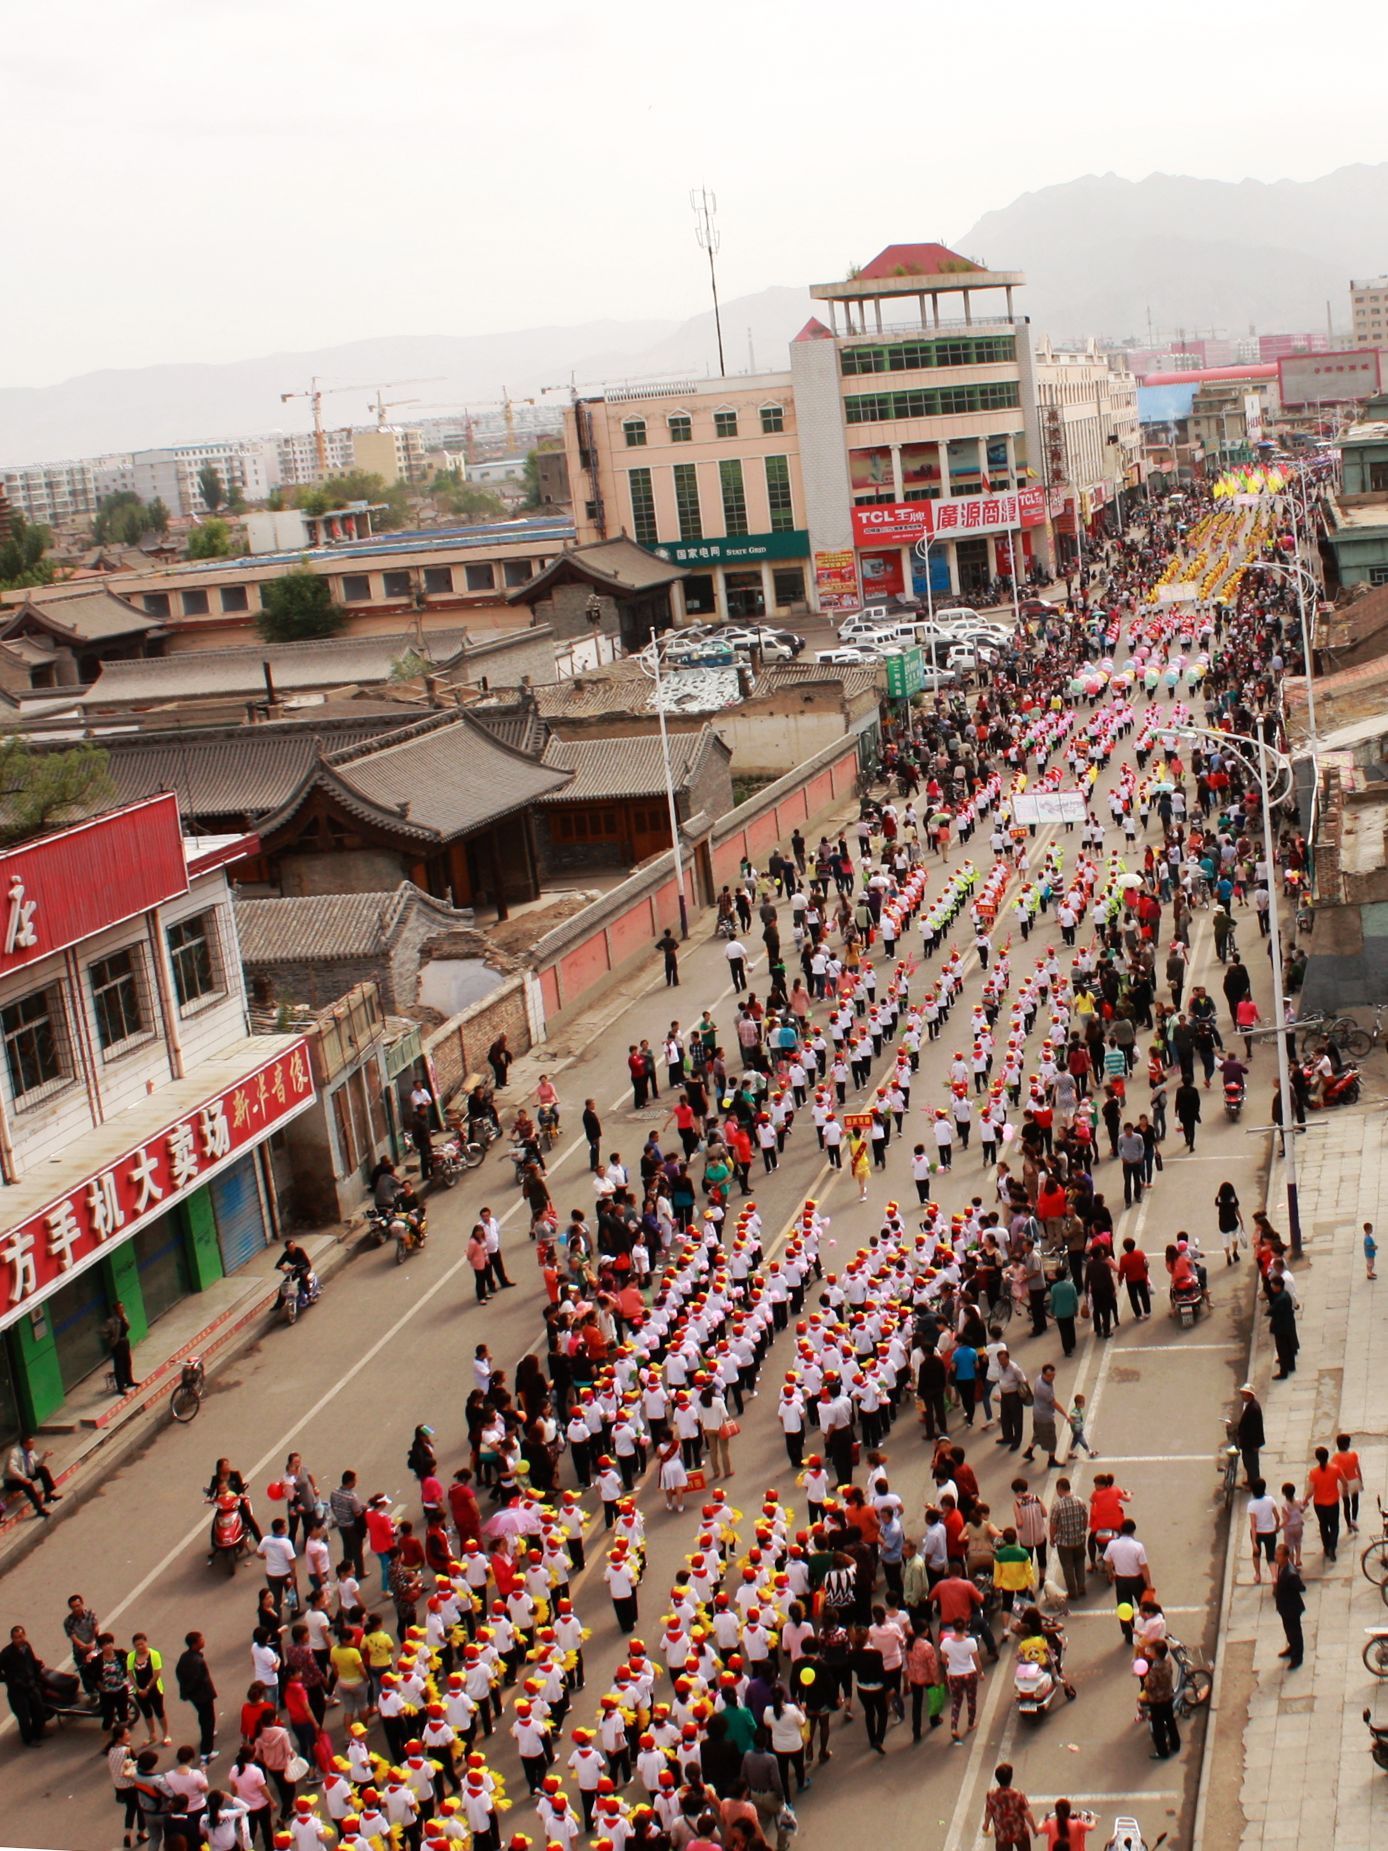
[0,796,314,1436]
[352,425,426,486]
[791,243,1046,605]
[131,439,280,518]
[1,458,100,528]
[274,426,355,488]
[565,242,1047,616]
[1351,279,1388,356]
[1034,339,1143,559]
[565,373,811,620]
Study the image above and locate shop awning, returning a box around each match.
[0,1033,315,1331]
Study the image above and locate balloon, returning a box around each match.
[798,1666,815,1688]
[266,1480,286,1501]
[1001,1124,1016,1143]
[1115,1601,1134,1621]
[1132,1657,1149,1676]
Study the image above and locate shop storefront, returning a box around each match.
[651,530,811,621]
[850,490,1049,604]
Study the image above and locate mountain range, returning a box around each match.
[6,165,1385,464]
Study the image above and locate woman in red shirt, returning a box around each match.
[1087,1475,1130,1569]
[1304,1446,1343,1561]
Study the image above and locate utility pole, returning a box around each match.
[692,187,726,377]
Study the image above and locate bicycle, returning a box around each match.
[1167,1636,1213,1718]
[170,1355,205,1423]
[1217,1422,1239,1510]
[1338,1003,1388,1061]
[1295,1014,1364,1062]
[1360,1497,1388,1592]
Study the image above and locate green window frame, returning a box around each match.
[622,417,647,447]
[719,459,748,536]
[673,463,703,541]
[840,334,1017,375]
[668,414,692,443]
[714,410,739,439]
[627,467,658,545]
[764,455,794,533]
[760,404,784,434]
[844,383,1021,424]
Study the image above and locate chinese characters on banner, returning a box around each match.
[850,488,1048,548]
[0,1041,316,1326]
[813,548,860,613]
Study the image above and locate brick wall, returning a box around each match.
[424,973,534,1104]
[687,735,736,827]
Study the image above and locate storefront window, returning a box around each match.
[771,567,806,608]
[134,1212,192,1327]
[683,573,717,616]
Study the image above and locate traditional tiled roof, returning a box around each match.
[538,727,719,804]
[236,882,472,963]
[470,701,550,757]
[509,538,687,602]
[88,715,407,820]
[4,587,161,643]
[79,630,472,705]
[253,709,571,845]
[748,663,881,702]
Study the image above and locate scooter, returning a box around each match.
[1223,1076,1245,1120]
[1104,1821,1167,1851]
[277,1269,320,1325]
[39,1664,106,1726]
[207,1492,252,1575]
[1303,1060,1361,1108]
[1013,1654,1067,1720]
[1363,1707,1388,1772]
[1169,1281,1204,1329]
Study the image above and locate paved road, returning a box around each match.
[2,691,1270,1850]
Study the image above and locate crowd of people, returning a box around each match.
[0,486,1329,1851]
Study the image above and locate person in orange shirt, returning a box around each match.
[1303,1446,1343,1561]
[843,1487,881,1549]
[1086,1475,1131,1570]
[1332,1433,1363,1535]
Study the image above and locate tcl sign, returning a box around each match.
[0,794,189,978]
[850,504,933,546]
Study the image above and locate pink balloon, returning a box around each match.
[1132,1657,1149,1676]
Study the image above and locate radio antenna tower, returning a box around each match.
[691,186,726,377]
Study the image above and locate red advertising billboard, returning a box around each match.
[0,1039,315,1329]
[0,794,189,981]
[851,488,1047,548]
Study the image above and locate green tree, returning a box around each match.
[147,497,170,538]
[520,450,544,510]
[93,491,145,545]
[226,485,248,515]
[186,518,233,560]
[0,515,55,591]
[256,564,346,642]
[429,466,463,496]
[439,484,505,522]
[0,737,114,844]
[197,464,225,512]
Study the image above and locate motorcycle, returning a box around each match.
[435,1132,484,1186]
[1169,1280,1204,1329]
[1013,1651,1070,1720]
[1302,1066,1369,1103]
[1223,1076,1245,1120]
[537,1104,560,1149]
[391,1206,428,1265]
[38,1664,105,1726]
[508,1136,544,1184]
[364,1205,395,1248]
[1363,1706,1388,1772]
[277,1268,320,1325]
[207,1491,252,1575]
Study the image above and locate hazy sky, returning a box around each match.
[5,0,1386,388]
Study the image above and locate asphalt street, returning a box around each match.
[1,682,1268,1851]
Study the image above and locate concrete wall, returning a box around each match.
[417,957,506,1019]
[278,849,405,896]
[712,698,878,775]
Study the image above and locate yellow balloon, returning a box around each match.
[1115,1602,1134,1622]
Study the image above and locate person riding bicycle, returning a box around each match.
[277,1240,312,1287]
[535,1076,561,1137]
[464,1082,500,1138]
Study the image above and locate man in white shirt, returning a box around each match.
[1101,1520,1150,1642]
[257,1518,299,1615]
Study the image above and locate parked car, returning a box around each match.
[718,626,798,662]
[816,646,881,665]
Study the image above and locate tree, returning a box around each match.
[438,484,505,523]
[256,564,346,642]
[197,464,225,513]
[0,515,55,591]
[93,491,165,546]
[520,450,544,511]
[0,737,114,844]
[186,518,233,560]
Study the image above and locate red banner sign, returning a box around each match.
[851,488,1048,549]
[0,1040,315,1328]
[0,794,189,981]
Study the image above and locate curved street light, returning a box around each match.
[1163,719,1304,1256]
[636,630,691,939]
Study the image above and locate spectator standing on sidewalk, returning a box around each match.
[1273,1543,1306,1668]
[655,929,680,987]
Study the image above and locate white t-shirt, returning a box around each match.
[1102,1535,1148,1579]
[940,1632,980,1677]
[1247,1494,1279,1535]
[258,1534,297,1578]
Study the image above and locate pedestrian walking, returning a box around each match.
[1138,1639,1181,1760]
[1048,1479,1089,1601]
[1173,1078,1201,1151]
[941,1619,983,1743]
[726,937,748,992]
[1272,1544,1305,1668]
[1304,1446,1341,1560]
[982,1763,1040,1849]
[1022,1364,1060,1469]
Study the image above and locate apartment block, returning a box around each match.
[1351,278,1388,355]
[131,439,281,518]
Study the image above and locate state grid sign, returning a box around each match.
[1010,790,1088,824]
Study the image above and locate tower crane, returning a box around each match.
[279,376,445,477]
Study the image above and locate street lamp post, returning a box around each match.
[642,630,690,940]
[1171,720,1303,1257]
[912,532,940,683]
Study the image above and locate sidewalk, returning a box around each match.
[1201,1100,1388,1849]
[0,1222,353,1566]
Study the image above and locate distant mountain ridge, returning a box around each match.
[955,164,1388,344]
[0,287,814,465]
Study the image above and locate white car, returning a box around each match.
[816,647,882,665]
